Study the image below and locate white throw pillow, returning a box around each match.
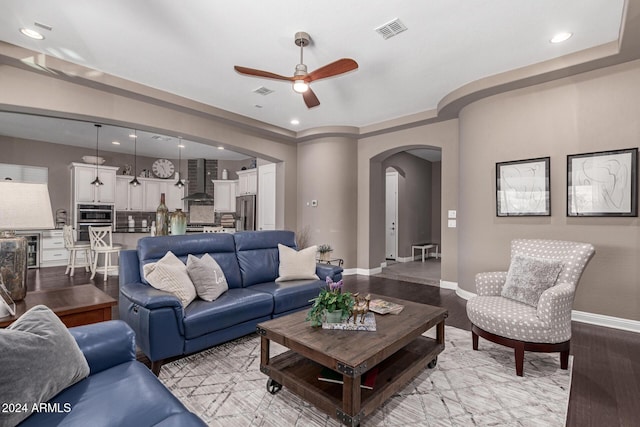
[143,251,197,308]
[276,244,319,282]
[186,254,229,301]
[501,254,563,307]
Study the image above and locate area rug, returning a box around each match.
[159,326,571,426]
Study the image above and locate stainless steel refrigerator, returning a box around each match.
[236,194,256,231]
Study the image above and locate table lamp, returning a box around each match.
[0,181,54,301]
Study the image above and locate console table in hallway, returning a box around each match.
[0,284,117,328]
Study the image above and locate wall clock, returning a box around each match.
[152,158,175,179]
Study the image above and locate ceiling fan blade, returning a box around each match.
[307,58,358,82]
[302,88,320,108]
[234,66,293,81]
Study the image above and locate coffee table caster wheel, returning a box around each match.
[428,357,438,369]
[267,378,282,394]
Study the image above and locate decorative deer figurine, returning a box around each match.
[349,293,371,324]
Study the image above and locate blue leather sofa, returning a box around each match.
[20,320,205,426]
[119,230,342,374]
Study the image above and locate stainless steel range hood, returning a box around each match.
[182,158,214,201]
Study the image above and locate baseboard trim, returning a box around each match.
[348,266,383,276]
[341,268,358,276]
[439,280,457,290]
[572,310,640,333]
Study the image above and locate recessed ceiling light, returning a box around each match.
[218,146,224,150]
[290,119,300,125]
[550,32,572,43]
[129,133,137,138]
[112,141,120,145]
[20,28,44,40]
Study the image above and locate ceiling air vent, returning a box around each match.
[151,135,172,141]
[375,18,407,40]
[253,86,274,96]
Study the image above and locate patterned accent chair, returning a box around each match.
[466,239,595,376]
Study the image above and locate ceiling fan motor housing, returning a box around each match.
[294,31,310,47]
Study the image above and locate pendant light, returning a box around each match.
[90,124,104,186]
[175,137,185,188]
[129,129,141,186]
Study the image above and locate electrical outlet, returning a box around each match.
[448,219,456,228]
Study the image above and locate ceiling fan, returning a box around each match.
[234,32,358,109]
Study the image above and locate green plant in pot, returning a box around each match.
[306,277,354,327]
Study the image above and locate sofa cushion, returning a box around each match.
[182,288,274,339]
[0,305,90,427]
[276,244,319,282]
[251,279,324,314]
[143,251,197,308]
[501,254,563,307]
[19,361,205,427]
[234,230,296,287]
[137,234,243,289]
[187,254,229,301]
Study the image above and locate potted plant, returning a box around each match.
[306,277,354,327]
[317,244,333,263]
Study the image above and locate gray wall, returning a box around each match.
[458,59,640,320]
[297,136,358,268]
[431,161,442,244]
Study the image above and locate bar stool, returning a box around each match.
[88,226,122,280]
[62,225,92,276]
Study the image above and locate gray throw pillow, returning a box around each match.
[0,305,90,427]
[186,254,229,301]
[501,255,564,307]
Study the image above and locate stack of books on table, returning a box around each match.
[318,366,379,390]
[368,299,404,315]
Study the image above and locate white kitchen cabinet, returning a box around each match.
[70,163,118,204]
[142,178,185,212]
[257,163,276,230]
[165,181,185,212]
[236,169,257,195]
[40,229,68,267]
[116,176,144,211]
[212,180,238,212]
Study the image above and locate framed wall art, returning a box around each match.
[496,157,550,216]
[567,147,638,217]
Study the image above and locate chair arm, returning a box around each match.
[536,282,575,326]
[315,263,343,282]
[475,271,507,296]
[69,320,136,375]
[120,281,183,310]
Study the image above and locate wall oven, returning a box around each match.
[76,204,114,241]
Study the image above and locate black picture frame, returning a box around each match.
[567,147,638,217]
[496,157,550,216]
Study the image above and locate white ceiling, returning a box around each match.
[0,0,626,156]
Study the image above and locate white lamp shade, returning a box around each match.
[0,182,55,230]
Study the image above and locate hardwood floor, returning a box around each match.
[27,267,640,426]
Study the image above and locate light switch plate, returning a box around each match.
[448,219,457,228]
[448,210,456,219]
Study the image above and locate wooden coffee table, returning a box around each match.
[0,285,117,328]
[256,294,447,426]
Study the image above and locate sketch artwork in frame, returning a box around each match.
[567,147,638,217]
[496,157,550,216]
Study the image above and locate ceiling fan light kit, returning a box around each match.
[234,31,358,109]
